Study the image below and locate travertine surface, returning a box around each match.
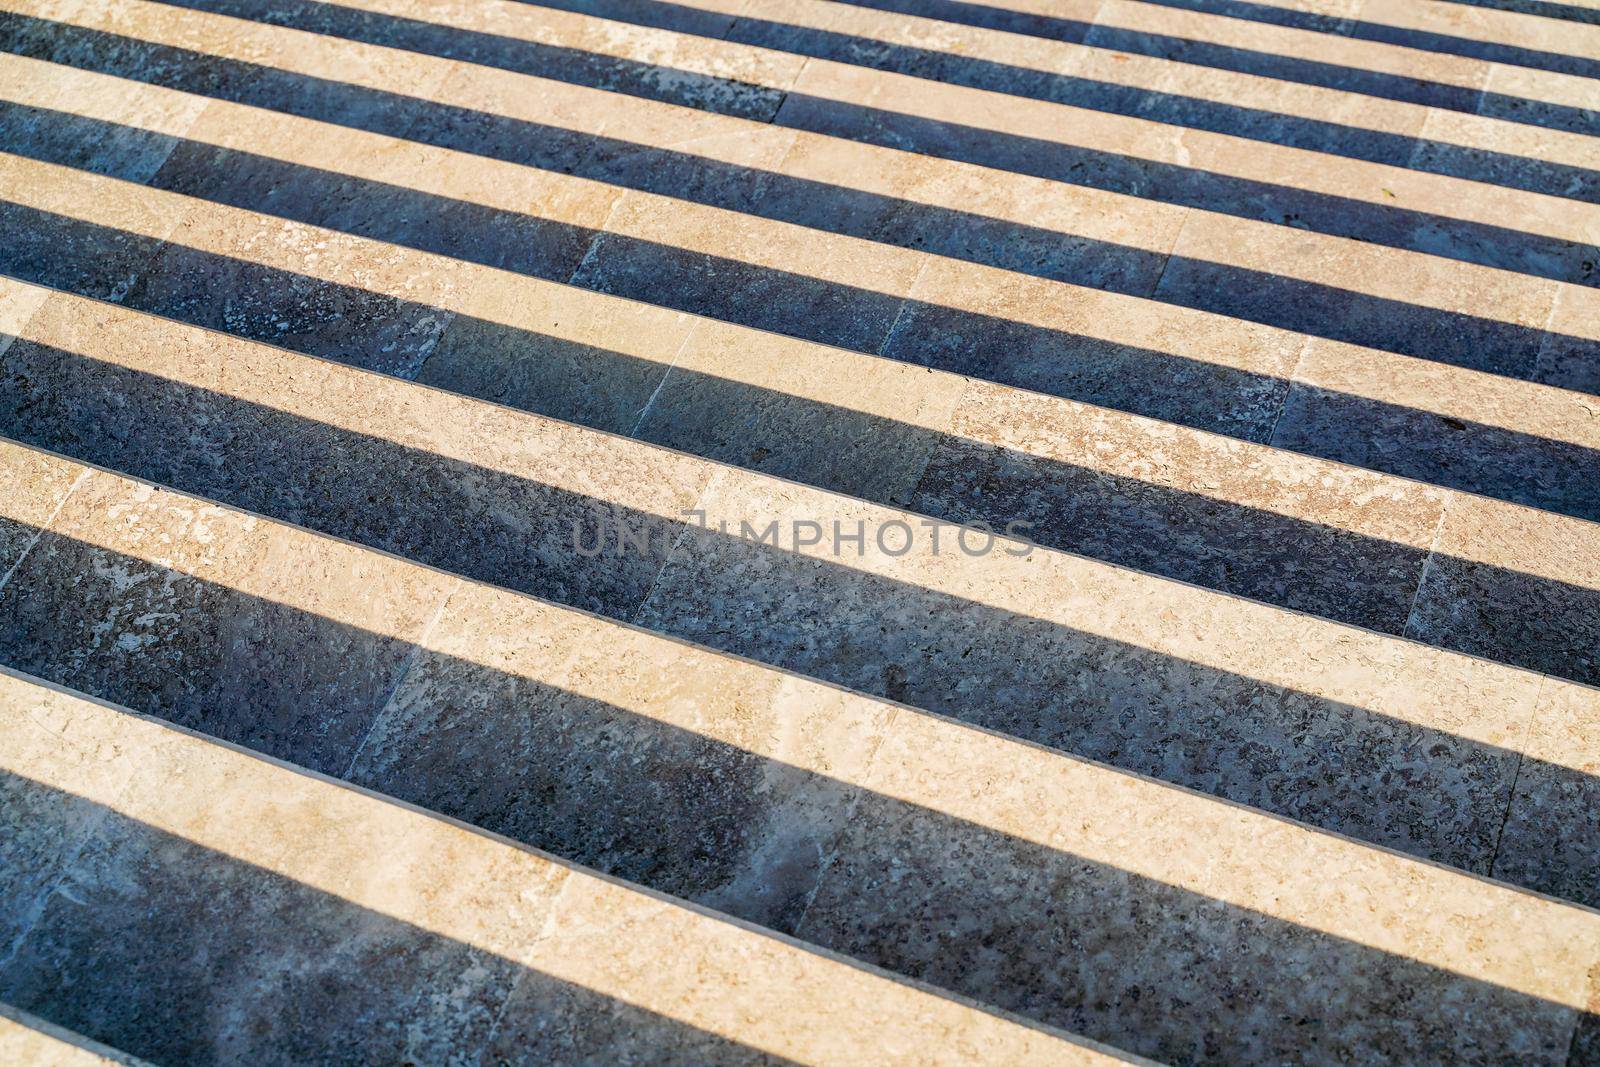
[0,669,1131,1065]
[4,446,1599,1064]
[0,0,1596,1059]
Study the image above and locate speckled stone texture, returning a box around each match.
[2,0,1600,1059]
[0,1005,153,1067]
[0,671,1116,1065]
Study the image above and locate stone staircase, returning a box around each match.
[0,0,1596,1062]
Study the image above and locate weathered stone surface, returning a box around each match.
[635,475,1539,877]
[0,467,455,775]
[1407,496,1600,686]
[3,0,1599,1059]
[0,669,1112,1065]
[1493,679,1600,910]
[0,1003,152,1067]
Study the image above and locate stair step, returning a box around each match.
[3,453,1599,1062]
[2,280,1599,905]
[5,0,1596,276]
[0,667,1123,1065]
[2,0,1597,1059]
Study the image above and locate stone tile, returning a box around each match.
[776,56,1192,203]
[0,671,137,955]
[0,693,569,1067]
[636,472,1539,876]
[882,259,1303,441]
[121,207,465,380]
[1409,104,1600,202]
[499,871,1099,1065]
[796,705,1593,1064]
[1493,678,1600,909]
[765,130,1181,294]
[1172,100,1600,268]
[1477,63,1600,136]
[571,90,797,216]
[1089,0,1490,101]
[148,102,610,283]
[728,0,1095,104]
[569,189,920,352]
[1533,282,1600,394]
[634,320,964,504]
[1068,37,1427,164]
[344,0,805,120]
[1157,210,1559,377]
[1359,0,1600,62]
[353,579,891,929]
[0,0,267,110]
[0,409,84,580]
[754,130,946,253]
[0,155,188,305]
[910,378,1446,630]
[0,465,455,774]
[0,291,712,616]
[1272,337,1600,519]
[0,53,208,184]
[1406,495,1600,686]
[418,276,695,436]
[394,60,613,173]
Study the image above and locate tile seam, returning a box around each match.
[469,865,586,1066]
[0,658,125,976]
[1399,493,1450,641]
[1486,679,1538,881]
[338,575,462,783]
[788,703,904,944]
[626,467,728,626]
[1263,332,1315,450]
[625,320,699,439]
[0,464,89,599]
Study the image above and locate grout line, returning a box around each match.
[789,704,902,942]
[1263,333,1314,449]
[1400,494,1451,641]
[339,576,462,782]
[1486,678,1541,881]
[626,324,698,439]
[626,467,727,626]
[0,466,90,599]
[1145,205,1192,303]
[874,255,931,359]
[472,869,586,1062]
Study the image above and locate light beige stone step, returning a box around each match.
[0,667,1125,1065]
[1,454,1598,1062]
[1103,0,1598,111]
[0,1005,151,1067]
[4,280,1600,909]
[731,0,1595,143]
